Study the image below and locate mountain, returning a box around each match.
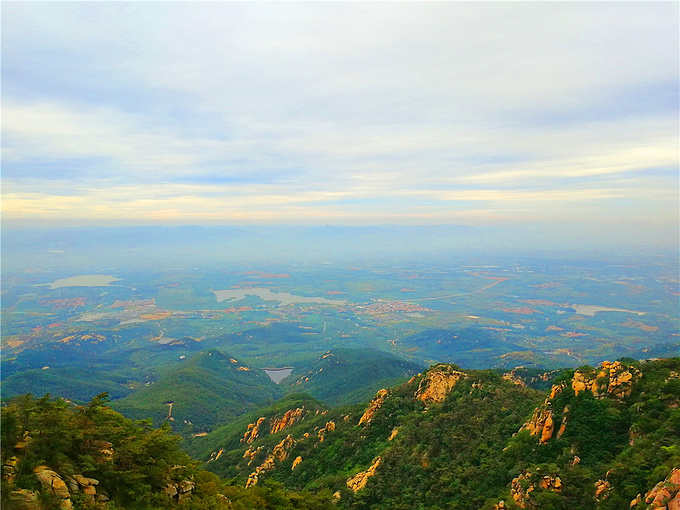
[281,348,425,406]
[197,357,680,509]
[110,349,282,433]
[401,327,532,368]
[0,394,333,509]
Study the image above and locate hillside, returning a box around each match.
[197,357,680,509]
[281,348,425,406]
[110,349,281,433]
[0,394,333,509]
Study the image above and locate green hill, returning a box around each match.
[111,349,282,433]
[199,357,680,509]
[0,394,333,509]
[281,348,425,406]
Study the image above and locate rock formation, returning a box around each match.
[346,457,382,492]
[164,479,196,503]
[572,361,641,400]
[358,389,389,426]
[318,421,335,442]
[34,466,73,509]
[270,407,305,434]
[415,365,466,404]
[640,468,680,509]
[594,479,611,501]
[242,417,266,444]
[245,435,296,488]
[510,471,562,509]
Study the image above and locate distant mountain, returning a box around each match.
[111,349,281,432]
[401,327,530,367]
[281,348,425,405]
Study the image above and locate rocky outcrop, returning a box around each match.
[3,455,20,484]
[242,417,266,444]
[510,471,562,509]
[639,468,680,509]
[416,365,466,404]
[318,421,335,442]
[346,457,382,492]
[572,361,641,400]
[358,389,389,426]
[521,406,555,444]
[595,479,611,501]
[522,361,642,444]
[242,445,263,465]
[502,369,527,387]
[165,479,196,503]
[245,435,296,488]
[34,466,72,510]
[270,408,305,434]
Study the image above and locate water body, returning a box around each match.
[47,275,121,289]
[212,288,346,307]
[263,368,294,384]
[571,304,646,316]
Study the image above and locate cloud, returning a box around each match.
[1,1,677,247]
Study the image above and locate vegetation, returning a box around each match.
[280,348,424,406]
[1,393,333,509]
[110,349,282,433]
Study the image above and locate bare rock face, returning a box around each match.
[521,361,642,444]
[346,457,382,492]
[521,406,555,444]
[595,479,611,501]
[242,417,266,444]
[641,468,680,509]
[572,361,641,400]
[318,421,335,442]
[165,479,196,503]
[510,471,562,509]
[502,369,527,387]
[358,389,389,426]
[270,408,305,434]
[242,445,263,465]
[33,466,73,509]
[3,455,20,484]
[245,435,297,488]
[415,365,466,404]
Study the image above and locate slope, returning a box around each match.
[281,348,425,406]
[111,349,282,433]
[198,357,680,510]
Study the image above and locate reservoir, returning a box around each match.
[47,275,121,289]
[263,367,294,384]
[212,287,345,307]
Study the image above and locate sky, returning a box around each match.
[1,2,678,250]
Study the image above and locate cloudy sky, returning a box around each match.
[2,2,678,247]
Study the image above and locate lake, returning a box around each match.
[212,287,346,307]
[571,304,646,316]
[47,275,121,289]
[263,368,294,384]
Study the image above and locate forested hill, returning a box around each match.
[194,357,680,510]
[2,358,679,509]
